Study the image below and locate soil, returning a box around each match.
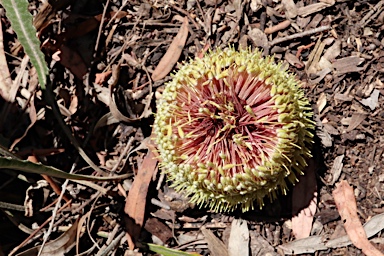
[0,0,384,255]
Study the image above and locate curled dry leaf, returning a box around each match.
[151,17,189,81]
[333,180,384,256]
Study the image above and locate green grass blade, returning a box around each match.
[2,0,48,89]
[0,157,129,181]
[146,243,202,256]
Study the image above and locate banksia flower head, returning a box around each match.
[153,47,314,212]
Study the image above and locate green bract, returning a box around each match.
[153,47,314,212]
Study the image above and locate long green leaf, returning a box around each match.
[0,157,129,181]
[146,243,202,256]
[2,0,48,89]
[2,0,109,175]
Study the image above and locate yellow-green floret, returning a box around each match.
[153,47,314,212]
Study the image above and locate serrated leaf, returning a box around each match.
[2,0,48,89]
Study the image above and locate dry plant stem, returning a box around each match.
[99,232,125,256]
[106,0,129,27]
[121,22,184,27]
[38,163,76,256]
[10,191,100,255]
[175,240,207,251]
[9,199,72,256]
[270,25,331,45]
[0,201,25,211]
[86,193,105,251]
[110,137,134,172]
[39,196,61,212]
[94,0,110,52]
[151,198,171,210]
[27,154,70,203]
[170,4,200,29]
[41,174,71,203]
[195,0,206,25]
[360,1,383,26]
[97,229,125,256]
[264,20,291,34]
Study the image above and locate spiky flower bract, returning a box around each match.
[153,47,314,212]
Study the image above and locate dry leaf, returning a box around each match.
[285,52,304,68]
[228,219,249,256]
[316,92,327,113]
[95,70,112,85]
[298,2,335,17]
[279,235,328,255]
[330,155,344,185]
[250,0,263,12]
[152,17,189,81]
[68,95,78,115]
[323,40,341,61]
[332,56,365,74]
[16,218,80,255]
[247,28,268,49]
[125,150,158,250]
[346,113,366,132]
[201,227,229,256]
[291,162,318,239]
[249,232,278,256]
[282,0,297,19]
[57,45,88,79]
[361,89,380,111]
[0,20,13,102]
[333,180,384,256]
[306,38,325,75]
[279,213,384,254]
[104,60,153,125]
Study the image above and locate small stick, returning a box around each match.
[171,5,200,30]
[360,1,383,26]
[270,25,331,46]
[264,20,291,34]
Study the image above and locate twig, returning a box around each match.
[38,163,77,255]
[9,200,72,256]
[360,1,383,26]
[98,231,125,256]
[0,201,25,211]
[170,4,200,29]
[264,20,291,34]
[270,25,331,46]
[106,0,129,28]
[94,0,110,52]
